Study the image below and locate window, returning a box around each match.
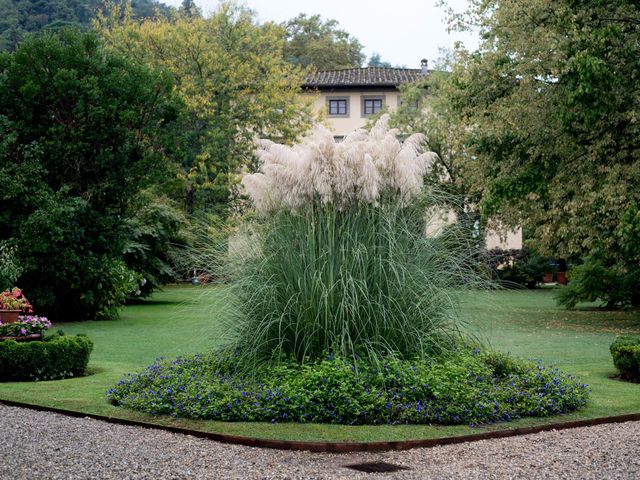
[326,97,349,117]
[363,98,382,115]
[361,96,385,117]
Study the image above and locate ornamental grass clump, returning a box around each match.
[206,115,484,365]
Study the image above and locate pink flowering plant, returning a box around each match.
[0,287,33,312]
[0,315,51,337]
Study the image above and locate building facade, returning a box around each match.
[302,63,522,251]
[302,63,427,139]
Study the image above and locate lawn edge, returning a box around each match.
[2,398,639,453]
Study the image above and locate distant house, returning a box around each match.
[302,61,522,251]
[302,61,429,139]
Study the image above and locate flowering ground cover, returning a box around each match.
[108,349,588,425]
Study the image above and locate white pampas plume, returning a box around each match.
[358,153,380,204]
[369,113,390,140]
[392,134,428,201]
[342,129,368,144]
[243,115,440,213]
[241,173,272,215]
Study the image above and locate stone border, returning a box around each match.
[2,398,639,453]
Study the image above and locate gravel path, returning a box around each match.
[2,404,639,479]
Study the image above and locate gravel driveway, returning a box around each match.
[2,404,639,479]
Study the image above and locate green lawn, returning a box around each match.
[0,285,638,442]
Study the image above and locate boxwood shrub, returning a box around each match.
[0,334,93,381]
[610,336,640,382]
[108,348,589,426]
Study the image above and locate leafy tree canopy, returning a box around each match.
[444,0,639,272]
[367,53,392,68]
[0,28,181,320]
[0,0,174,51]
[390,63,483,234]
[98,2,314,215]
[282,13,365,70]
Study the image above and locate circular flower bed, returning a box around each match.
[108,348,589,425]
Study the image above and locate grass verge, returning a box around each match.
[0,286,638,443]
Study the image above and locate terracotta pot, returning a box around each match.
[0,309,21,324]
[556,271,568,285]
[542,272,554,283]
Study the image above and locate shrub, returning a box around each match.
[0,334,93,381]
[108,348,589,425]
[610,336,640,382]
[555,255,640,309]
[0,29,181,321]
[199,115,485,365]
[485,248,550,289]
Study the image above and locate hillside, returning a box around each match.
[0,0,174,51]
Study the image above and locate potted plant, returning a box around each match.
[0,287,33,324]
[556,258,568,285]
[0,314,51,341]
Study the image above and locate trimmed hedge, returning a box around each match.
[0,334,93,381]
[610,336,640,382]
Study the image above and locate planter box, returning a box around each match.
[0,333,43,342]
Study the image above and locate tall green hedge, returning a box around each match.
[0,334,93,381]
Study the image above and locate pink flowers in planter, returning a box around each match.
[0,287,33,313]
[0,288,50,338]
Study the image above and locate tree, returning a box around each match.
[444,0,639,303]
[282,14,364,70]
[179,0,201,18]
[0,0,175,51]
[389,62,484,236]
[0,29,181,320]
[98,2,314,215]
[367,53,392,68]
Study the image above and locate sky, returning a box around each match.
[161,0,479,68]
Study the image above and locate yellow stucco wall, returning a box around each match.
[303,90,401,137]
[485,227,523,250]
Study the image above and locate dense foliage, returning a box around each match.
[0,333,93,381]
[0,29,181,320]
[0,242,22,290]
[610,336,640,382]
[485,248,551,289]
[98,3,314,215]
[390,68,482,236]
[108,348,589,425]
[556,256,640,309]
[444,0,639,305]
[0,0,174,51]
[282,14,365,70]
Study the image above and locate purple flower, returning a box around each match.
[20,328,27,335]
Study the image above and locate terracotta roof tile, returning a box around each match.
[303,67,426,88]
